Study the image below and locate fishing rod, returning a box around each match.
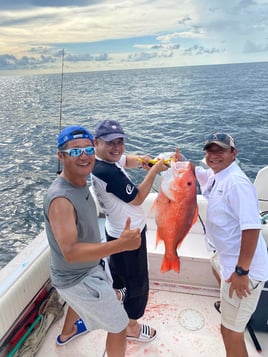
[57,49,65,175]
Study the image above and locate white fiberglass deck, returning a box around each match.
[1,189,267,357]
[36,281,267,357]
[35,201,267,357]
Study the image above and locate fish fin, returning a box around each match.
[160,255,180,273]
[192,206,199,224]
[150,195,161,216]
[150,202,157,217]
[155,231,162,248]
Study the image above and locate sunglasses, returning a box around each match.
[60,147,95,157]
[207,133,228,141]
[206,133,235,147]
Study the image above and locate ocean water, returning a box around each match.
[0,62,267,269]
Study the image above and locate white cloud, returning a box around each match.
[0,0,267,73]
[157,31,205,42]
[244,40,268,53]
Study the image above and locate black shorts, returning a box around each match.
[106,225,149,320]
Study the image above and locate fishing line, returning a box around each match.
[57,49,65,175]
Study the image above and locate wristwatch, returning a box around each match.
[235,265,249,276]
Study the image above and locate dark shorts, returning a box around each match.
[106,225,149,320]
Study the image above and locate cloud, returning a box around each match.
[157,31,204,42]
[234,0,257,12]
[0,0,98,10]
[29,46,62,56]
[64,53,95,62]
[134,43,180,51]
[0,53,56,69]
[95,53,109,61]
[0,49,110,70]
[0,0,268,73]
[244,40,268,53]
[126,52,159,62]
[178,16,192,26]
[182,45,225,56]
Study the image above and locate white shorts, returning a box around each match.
[210,251,221,276]
[57,264,129,333]
[210,252,264,332]
[220,278,264,332]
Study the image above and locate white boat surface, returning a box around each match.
[0,167,267,357]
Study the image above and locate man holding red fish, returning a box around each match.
[92,120,168,343]
[187,132,268,357]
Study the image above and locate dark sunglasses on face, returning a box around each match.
[206,133,235,147]
[207,133,229,141]
[60,147,95,157]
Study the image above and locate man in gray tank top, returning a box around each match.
[44,125,141,357]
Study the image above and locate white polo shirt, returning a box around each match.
[196,162,268,281]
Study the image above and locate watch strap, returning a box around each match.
[235,265,249,276]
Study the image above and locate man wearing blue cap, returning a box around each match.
[91,120,168,343]
[184,132,268,357]
[44,125,141,357]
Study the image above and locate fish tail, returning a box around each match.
[160,255,180,273]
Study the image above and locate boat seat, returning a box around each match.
[254,166,268,213]
[254,167,268,247]
[0,232,50,342]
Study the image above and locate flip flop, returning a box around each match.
[214,300,221,314]
[127,324,157,343]
[117,287,127,303]
[56,318,88,346]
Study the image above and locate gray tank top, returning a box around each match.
[43,176,101,288]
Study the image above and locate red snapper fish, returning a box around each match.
[152,161,198,273]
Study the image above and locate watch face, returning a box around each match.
[236,267,243,275]
[235,266,249,275]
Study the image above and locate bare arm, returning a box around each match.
[124,154,152,169]
[227,229,260,298]
[237,229,260,270]
[48,197,141,263]
[130,159,168,205]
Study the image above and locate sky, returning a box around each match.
[0,0,267,75]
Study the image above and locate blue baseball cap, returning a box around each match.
[57,125,94,148]
[95,120,125,141]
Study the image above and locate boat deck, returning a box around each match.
[1,190,267,357]
[36,206,267,357]
[36,281,267,357]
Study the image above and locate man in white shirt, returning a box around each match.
[194,132,268,357]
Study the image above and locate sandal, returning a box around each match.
[117,287,127,303]
[127,324,157,343]
[214,300,221,314]
[56,318,88,346]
